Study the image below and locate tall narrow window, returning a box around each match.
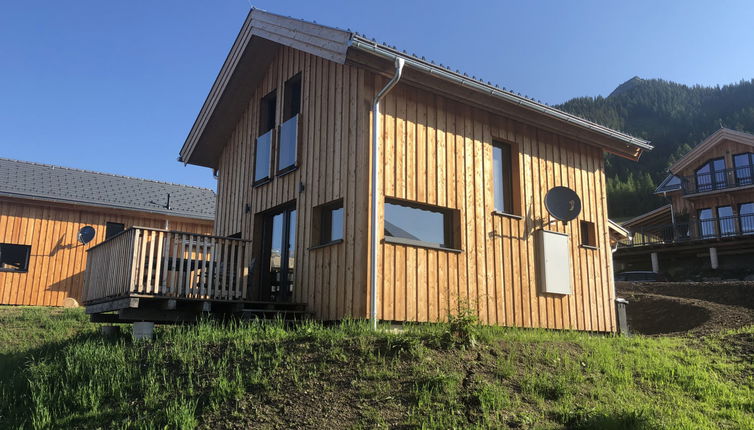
[0,243,31,272]
[254,90,276,185]
[105,222,125,240]
[278,74,302,173]
[580,220,596,247]
[698,208,715,238]
[492,141,514,214]
[717,206,735,236]
[739,202,754,234]
[734,153,754,186]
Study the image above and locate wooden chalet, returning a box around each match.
[0,158,214,307]
[83,9,651,331]
[616,128,754,278]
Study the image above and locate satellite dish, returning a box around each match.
[544,186,581,223]
[78,226,96,245]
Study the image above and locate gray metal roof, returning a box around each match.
[0,158,215,220]
[180,8,652,167]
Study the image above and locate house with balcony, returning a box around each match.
[82,9,652,331]
[615,128,754,279]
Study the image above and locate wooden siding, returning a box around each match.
[213,45,617,331]
[375,83,616,332]
[0,197,212,306]
[214,46,371,319]
[669,138,754,217]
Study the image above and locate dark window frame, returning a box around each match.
[0,243,31,273]
[311,199,344,248]
[695,157,727,191]
[254,90,277,186]
[579,220,597,248]
[383,198,461,251]
[733,152,754,186]
[277,73,303,175]
[105,222,126,240]
[491,140,519,216]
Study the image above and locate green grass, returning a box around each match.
[0,307,752,429]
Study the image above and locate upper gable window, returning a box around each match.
[254,90,277,185]
[733,153,754,186]
[695,158,726,192]
[278,73,302,174]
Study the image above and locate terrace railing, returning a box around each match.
[620,213,754,247]
[681,164,754,195]
[83,227,252,304]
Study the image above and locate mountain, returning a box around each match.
[556,77,754,218]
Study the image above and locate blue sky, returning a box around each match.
[2,1,753,190]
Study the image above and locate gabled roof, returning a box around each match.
[654,174,681,194]
[668,128,754,174]
[0,158,215,220]
[622,204,672,229]
[179,8,652,168]
[608,219,629,238]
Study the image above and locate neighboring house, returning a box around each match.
[615,128,754,279]
[84,9,651,332]
[0,158,214,306]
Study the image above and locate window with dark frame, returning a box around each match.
[384,199,458,250]
[0,243,31,272]
[580,220,596,247]
[254,90,277,185]
[695,158,726,191]
[733,153,754,186]
[105,222,125,240]
[492,141,515,214]
[278,74,302,173]
[314,200,344,246]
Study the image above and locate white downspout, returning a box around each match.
[370,57,405,331]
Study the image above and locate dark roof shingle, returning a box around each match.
[0,158,215,220]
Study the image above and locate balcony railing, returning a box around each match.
[681,164,754,194]
[620,213,754,247]
[83,227,252,304]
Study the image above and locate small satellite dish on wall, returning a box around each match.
[544,186,581,224]
[78,226,96,245]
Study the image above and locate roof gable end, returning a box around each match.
[669,128,754,174]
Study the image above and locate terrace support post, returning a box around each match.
[710,247,719,269]
[651,252,660,273]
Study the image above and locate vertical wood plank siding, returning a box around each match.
[0,198,212,307]
[213,45,616,331]
[214,46,371,320]
[376,83,616,332]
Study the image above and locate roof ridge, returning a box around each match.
[0,157,215,193]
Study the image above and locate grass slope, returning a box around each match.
[0,307,752,429]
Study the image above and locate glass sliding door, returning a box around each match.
[260,205,297,302]
[740,203,754,234]
[717,206,735,236]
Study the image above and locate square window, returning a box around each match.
[580,220,596,247]
[0,243,31,272]
[105,222,125,240]
[384,199,459,249]
[313,200,344,246]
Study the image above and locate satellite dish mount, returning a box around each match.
[78,226,96,245]
[544,186,582,226]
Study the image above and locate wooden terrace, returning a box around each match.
[83,227,306,323]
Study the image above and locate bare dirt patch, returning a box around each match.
[617,282,754,336]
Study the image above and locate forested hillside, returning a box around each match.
[557,77,754,218]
